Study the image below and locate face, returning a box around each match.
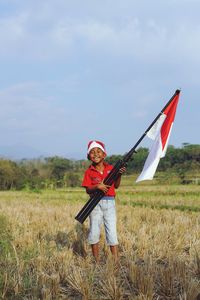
[89,147,106,164]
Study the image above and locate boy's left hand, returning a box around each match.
[119,166,126,174]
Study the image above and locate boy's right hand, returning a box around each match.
[97,182,110,194]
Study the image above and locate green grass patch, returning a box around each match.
[0,214,14,292]
[121,200,200,212]
[0,214,13,258]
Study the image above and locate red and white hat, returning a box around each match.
[87,140,106,155]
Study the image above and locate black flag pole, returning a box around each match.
[75,89,181,224]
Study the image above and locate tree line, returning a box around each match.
[0,144,199,190]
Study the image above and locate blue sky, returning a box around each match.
[0,0,199,159]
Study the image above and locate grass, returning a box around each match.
[0,180,199,299]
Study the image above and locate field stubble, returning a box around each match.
[0,181,200,299]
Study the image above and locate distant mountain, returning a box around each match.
[0,144,84,160]
[0,144,47,160]
[64,152,85,160]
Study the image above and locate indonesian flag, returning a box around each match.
[136,92,180,182]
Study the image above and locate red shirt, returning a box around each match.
[82,162,116,196]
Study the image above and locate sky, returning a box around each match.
[0,0,199,159]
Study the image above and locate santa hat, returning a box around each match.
[87,140,106,155]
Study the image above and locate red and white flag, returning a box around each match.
[136,93,180,182]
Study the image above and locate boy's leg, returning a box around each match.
[102,198,119,261]
[88,202,103,262]
[110,245,118,262]
[91,243,100,263]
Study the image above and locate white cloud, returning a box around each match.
[1,1,200,66]
[0,82,76,141]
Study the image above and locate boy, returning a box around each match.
[82,140,125,263]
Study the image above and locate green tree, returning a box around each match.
[45,156,74,187]
[0,160,25,190]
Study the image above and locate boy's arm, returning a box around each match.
[114,167,126,189]
[86,182,110,195]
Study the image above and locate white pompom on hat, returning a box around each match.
[87,140,106,155]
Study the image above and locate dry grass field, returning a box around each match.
[0,178,200,299]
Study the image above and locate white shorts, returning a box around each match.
[88,196,118,246]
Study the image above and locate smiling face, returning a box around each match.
[88,147,106,164]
